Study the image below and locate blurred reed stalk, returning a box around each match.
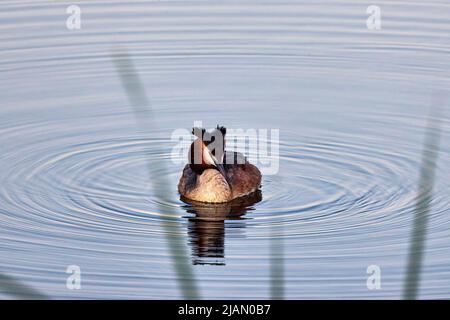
[403,92,446,300]
[0,273,47,299]
[270,168,284,299]
[270,228,284,299]
[111,48,199,299]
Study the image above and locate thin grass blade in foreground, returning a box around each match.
[403,92,446,300]
[270,230,284,299]
[111,48,199,299]
[0,273,47,299]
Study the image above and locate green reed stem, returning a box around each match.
[270,232,284,299]
[403,93,445,299]
[0,273,47,299]
[111,48,199,299]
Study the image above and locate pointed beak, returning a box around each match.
[202,145,227,180]
[212,156,227,179]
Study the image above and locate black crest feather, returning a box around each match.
[216,125,226,136]
[192,127,205,139]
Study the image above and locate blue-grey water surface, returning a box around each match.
[1,0,450,299]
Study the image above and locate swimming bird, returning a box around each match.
[178,125,262,203]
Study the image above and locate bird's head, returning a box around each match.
[188,125,227,178]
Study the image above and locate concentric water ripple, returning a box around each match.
[1,0,450,299]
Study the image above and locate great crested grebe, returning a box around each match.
[178,125,262,203]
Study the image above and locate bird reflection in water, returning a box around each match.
[181,191,262,266]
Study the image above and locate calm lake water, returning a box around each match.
[1,0,450,299]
